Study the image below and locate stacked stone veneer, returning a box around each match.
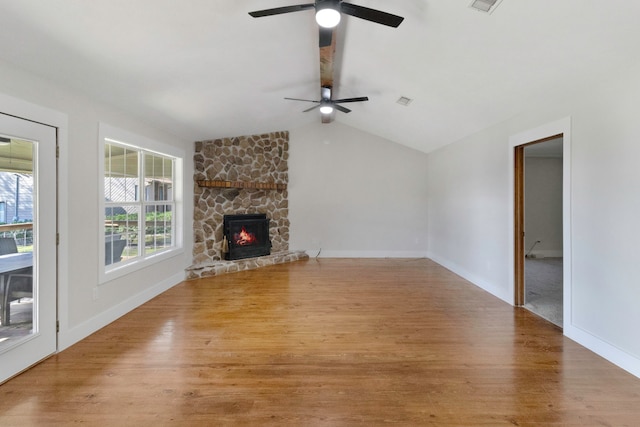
[188,131,307,279]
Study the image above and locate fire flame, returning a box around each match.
[234,226,257,246]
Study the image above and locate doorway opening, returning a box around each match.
[515,134,564,326]
[515,136,564,326]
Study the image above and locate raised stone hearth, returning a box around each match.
[188,131,305,278]
[186,250,308,279]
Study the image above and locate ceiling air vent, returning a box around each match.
[469,0,504,14]
[396,96,413,106]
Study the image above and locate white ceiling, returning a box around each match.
[1,1,639,154]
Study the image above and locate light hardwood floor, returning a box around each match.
[1,258,639,426]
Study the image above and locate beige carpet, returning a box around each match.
[524,257,563,327]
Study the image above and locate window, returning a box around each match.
[100,123,182,281]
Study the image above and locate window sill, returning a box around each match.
[99,247,184,285]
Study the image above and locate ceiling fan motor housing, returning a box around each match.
[316,0,341,11]
[321,86,332,100]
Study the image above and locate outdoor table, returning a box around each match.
[0,252,33,326]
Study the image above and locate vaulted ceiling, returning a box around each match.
[1,1,639,153]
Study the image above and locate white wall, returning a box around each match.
[524,156,563,257]
[427,64,640,377]
[0,59,194,350]
[427,124,511,300]
[289,121,429,258]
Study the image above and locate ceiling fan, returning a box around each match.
[285,86,368,115]
[249,0,404,47]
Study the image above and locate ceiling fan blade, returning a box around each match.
[333,96,369,104]
[249,4,315,18]
[285,97,320,103]
[333,104,352,114]
[340,3,404,27]
[303,104,322,112]
[319,27,333,48]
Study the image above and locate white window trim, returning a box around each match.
[98,122,184,284]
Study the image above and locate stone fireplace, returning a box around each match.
[187,131,307,279]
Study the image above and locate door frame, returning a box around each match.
[0,113,57,384]
[0,92,68,350]
[509,117,572,327]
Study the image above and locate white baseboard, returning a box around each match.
[564,324,640,379]
[57,271,185,351]
[426,252,512,304]
[305,250,429,259]
[527,250,563,258]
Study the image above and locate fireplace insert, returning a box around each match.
[223,213,271,260]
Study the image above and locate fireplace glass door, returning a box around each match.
[223,214,271,260]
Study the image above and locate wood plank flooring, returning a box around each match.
[1,258,639,426]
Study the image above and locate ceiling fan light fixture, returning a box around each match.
[316,6,341,28]
[320,105,334,114]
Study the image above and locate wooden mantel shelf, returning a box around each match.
[197,180,287,191]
